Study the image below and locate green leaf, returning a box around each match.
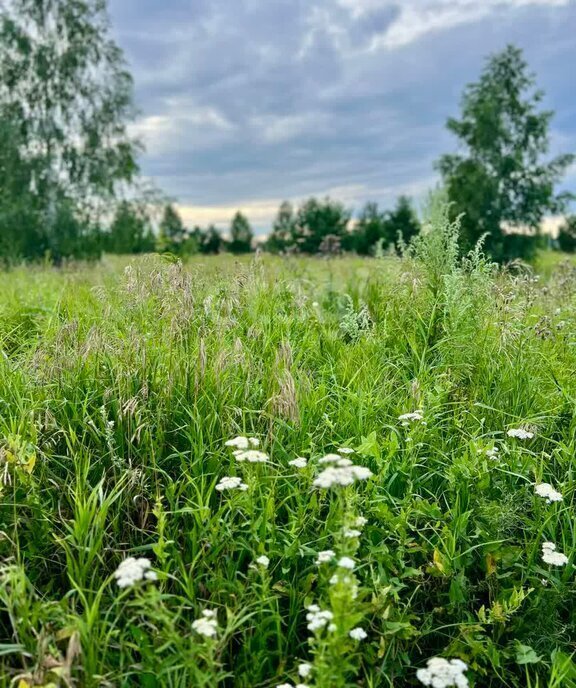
[515,643,542,665]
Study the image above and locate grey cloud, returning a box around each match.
[108,0,576,230]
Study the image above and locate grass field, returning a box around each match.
[1,209,576,687]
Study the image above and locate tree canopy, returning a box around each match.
[229,211,253,254]
[353,197,420,255]
[437,45,574,260]
[0,0,140,262]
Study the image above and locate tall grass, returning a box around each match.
[0,222,575,686]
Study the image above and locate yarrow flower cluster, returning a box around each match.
[343,528,362,538]
[349,627,367,641]
[535,483,563,503]
[313,463,372,489]
[277,683,309,688]
[315,549,335,565]
[298,663,312,678]
[399,410,424,425]
[215,476,248,491]
[506,428,534,440]
[233,449,269,463]
[416,657,469,688]
[225,436,269,462]
[541,541,569,566]
[337,556,356,570]
[250,554,270,570]
[289,457,307,468]
[113,557,157,588]
[225,436,260,449]
[338,447,354,455]
[306,604,335,632]
[192,609,219,638]
[318,453,345,464]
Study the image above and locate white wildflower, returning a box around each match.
[338,447,354,455]
[215,476,248,491]
[289,457,307,468]
[507,428,534,440]
[315,549,335,565]
[298,663,312,678]
[485,446,499,459]
[225,436,250,449]
[306,605,334,632]
[318,453,344,464]
[399,410,424,425]
[192,609,219,638]
[349,627,367,641]
[254,555,270,569]
[313,464,373,489]
[416,657,469,687]
[234,449,269,463]
[337,556,355,570]
[535,483,563,503]
[336,458,353,467]
[276,683,293,688]
[351,465,372,480]
[225,436,260,449]
[343,528,362,538]
[113,557,157,588]
[355,516,368,527]
[541,541,569,566]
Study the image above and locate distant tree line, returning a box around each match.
[264,195,420,255]
[101,195,420,258]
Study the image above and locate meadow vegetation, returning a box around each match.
[1,203,576,687]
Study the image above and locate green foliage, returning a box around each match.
[0,0,140,263]
[159,204,186,254]
[265,201,296,253]
[194,224,223,255]
[353,197,421,255]
[294,197,351,254]
[228,211,254,254]
[0,234,575,686]
[265,197,420,256]
[107,201,156,254]
[352,202,387,255]
[437,45,574,260]
[557,216,576,253]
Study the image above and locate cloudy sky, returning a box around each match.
[108,0,576,233]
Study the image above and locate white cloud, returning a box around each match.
[337,0,570,49]
[130,105,235,154]
[251,112,330,144]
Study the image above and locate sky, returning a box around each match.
[108,0,576,234]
